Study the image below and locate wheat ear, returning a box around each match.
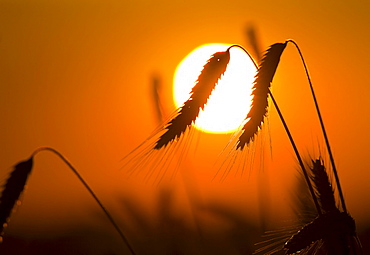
[224,43,321,214]
[287,39,347,213]
[254,160,361,255]
[0,147,136,255]
[284,159,360,254]
[155,50,230,149]
[237,41,321,214]
[236,43,286,150]
[284,211,356,254]
[0,157,33,242]
[310,159,337,213]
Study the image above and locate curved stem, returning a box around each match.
[32,147,136,255]
[227,44,257,67]
[287,39,347,213]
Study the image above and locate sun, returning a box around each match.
[173,43,257,133]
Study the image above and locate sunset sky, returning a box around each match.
[1,1,370,254]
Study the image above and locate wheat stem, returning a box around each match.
[287,39,347,213]
[268,92,322,215]
[32,147,136,255]
[237,43,322,215]
[227,44,256,63]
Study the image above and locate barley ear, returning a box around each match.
[237,42,287,149]
[155,50,230,149]
[0,157,33,242]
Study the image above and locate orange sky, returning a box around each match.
[1,0,370,253]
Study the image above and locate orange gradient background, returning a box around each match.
[1,1,370,254]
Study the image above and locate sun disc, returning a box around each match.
[173,44,256,134]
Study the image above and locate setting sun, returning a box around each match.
[173,44,257,133]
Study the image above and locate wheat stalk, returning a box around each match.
[251,40,364,254]
[0,147,136,255]
[155,50,230,149]
[211,43,322,215]
[255,159,362,254]
[283,159,361,254]
[236,42,286,150]
[234,41,322,215]
[287,39,347,213]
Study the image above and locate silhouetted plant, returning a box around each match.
[0,157,33,242]
[0,147,136,255]
[121,39,363,253]
[1,38,364,255]
[236,42,286,150]
[282,159,361,254]
[155,50,230,149]
[250,40,363,254]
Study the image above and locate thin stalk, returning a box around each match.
[32,147,136,255]
[268,92,322,216]
[228,44,256,63]
[287,39,347,213]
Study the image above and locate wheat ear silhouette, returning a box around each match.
[155,49,230,149]
[236,43,286,150]
[284,159,361,254]
[0,147,136,255]
[235,42,322,215]
[0,157,33,242]
[253,39,363,254]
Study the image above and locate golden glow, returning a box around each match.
[173,44,257,133]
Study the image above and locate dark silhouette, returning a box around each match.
[155,50,230,149]
[0,157,33,242]
[237,43,286,150]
